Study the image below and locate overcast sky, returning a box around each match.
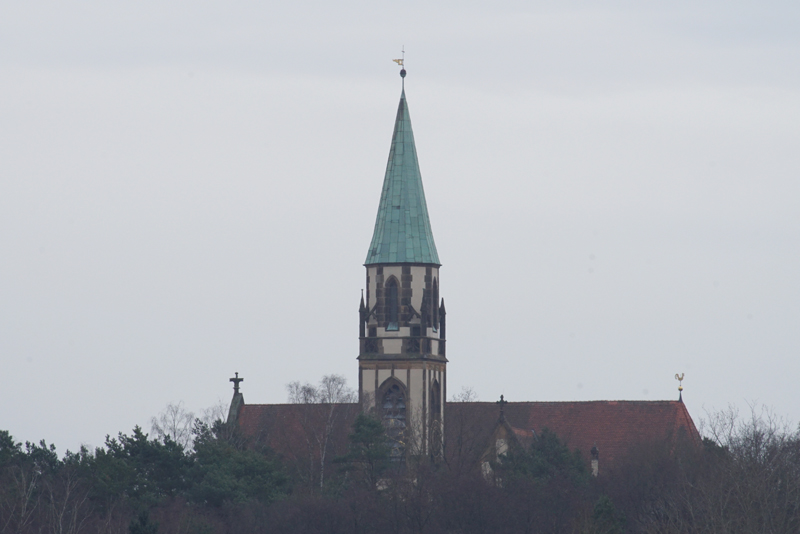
[2,1,799,454]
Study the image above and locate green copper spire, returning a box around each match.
[365,87,440,265]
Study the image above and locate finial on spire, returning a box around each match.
[675,373,685,402]
[230,372,243,394]
[392,46,406,85]
[496,394,508,422]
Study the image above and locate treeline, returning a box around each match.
[0,420,286,534]
[2,406,800,534]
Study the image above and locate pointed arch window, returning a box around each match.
[431,278,439,332]
[386,277,399,331]
[382,383,406,459]
[431,379,441,420]
[430,379,442,458]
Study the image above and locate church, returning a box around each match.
[226,66,700,479]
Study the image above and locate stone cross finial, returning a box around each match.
[230,372,243,394]
[496,394,508,421]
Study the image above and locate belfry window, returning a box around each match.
[382,383,407,459]
[432,279,439,332]
[386,278,399,331]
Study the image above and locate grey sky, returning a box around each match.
[2,1,799,454]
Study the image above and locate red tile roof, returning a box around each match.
[236,400,699,473]
[447,401,700,470]
[237,403,358,463]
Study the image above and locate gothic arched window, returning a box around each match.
[431,279,439,331]
[431,379,441,421]
[430,379,442,458]
[386,277,399,331]
[382,383,406,459]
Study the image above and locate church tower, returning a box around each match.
[358,68,446,459]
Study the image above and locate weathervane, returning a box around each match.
[392,46,405,67]
[393,46,407,85]
[675,373,684,402]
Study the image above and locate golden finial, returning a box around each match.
[675,373,684,390]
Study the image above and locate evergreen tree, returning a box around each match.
[335,414,390,489]
[189,420,288,506]
[101,426,191,505]
[502,427,588,484]
[128,510,158,534]
[591,495,626,534]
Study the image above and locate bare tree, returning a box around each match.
[200,400,229,427]
[317,375,356,405]
[0,462,40,534]
[44,463,92,534]
[150,402,195,449]
[287,381,321,404]
[450,386,479,403]
[286,375,357,489]
[610,404,800,534]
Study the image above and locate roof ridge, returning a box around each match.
[452,400,683,405]
[242,402,358,407]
